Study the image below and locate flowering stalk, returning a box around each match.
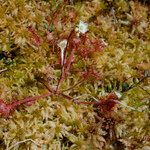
[57,39,68,66]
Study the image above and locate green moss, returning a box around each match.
[0,0,150,149]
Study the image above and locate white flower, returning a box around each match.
[57,39,67,66]
[76,20,88,34]
[58,39,67,50]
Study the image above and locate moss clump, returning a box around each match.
[0,0,150,149]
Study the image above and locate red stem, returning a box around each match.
[10,93,51,108]
[0,93,51,117]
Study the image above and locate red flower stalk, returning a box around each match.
[56,30,78,91]
[56,48,75,92]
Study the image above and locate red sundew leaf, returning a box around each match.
[23,100,36,106]
[80,33,88,44]
[72,38,81,46]
[99,99,117,112]
[45,31,57,49]
[28,26,43,46]
[77,46,89,57]
[106,93,118,100]
[10,93,51,108]
[99,94,118,112]
[91,38,104,52]
[0,93,51,118]
[74,93,118,113]
[81,67,102,81]
[74,33,104,58]
[0,99,12,117]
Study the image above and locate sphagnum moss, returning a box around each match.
[0,0,150,149]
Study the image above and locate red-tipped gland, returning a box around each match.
[0,99,12,117]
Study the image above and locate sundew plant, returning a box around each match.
[0,0,150,149]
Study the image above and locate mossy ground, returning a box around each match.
[0,0,150,149]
